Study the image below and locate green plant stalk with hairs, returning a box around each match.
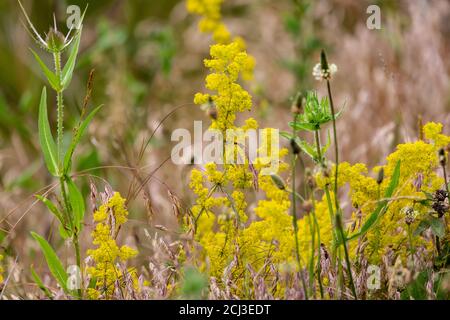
[19,2,101,299]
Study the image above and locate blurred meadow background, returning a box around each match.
[0,0,450,297]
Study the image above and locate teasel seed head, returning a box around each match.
[377,167,384,185]
[439,148,446,166]
[290,138,301,155]
[270,173,286,190]
[45,27,66,52]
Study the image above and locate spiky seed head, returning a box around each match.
[45,28,66,52]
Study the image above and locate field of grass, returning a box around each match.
[0,0,450,300]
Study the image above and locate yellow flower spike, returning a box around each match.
[423,122,450,149]
[86,192,138,299]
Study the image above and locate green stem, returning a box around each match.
[53,52,64,169]
[314,130,322,164]
[407,224,415,271]
[73,236,83,299]
[326,80,340,214]
[53,52,83,299]
[311,194,324,299]
[326,79,357,299]
[336,215,357,299]
[291,115,309,300]
[307,211,316,296]
[315,130,338,260]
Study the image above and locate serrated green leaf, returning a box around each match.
[30,231,68,292]
[63,105,102,174]
[35,195,64,225]
[30,49,61,91]
[31,265,53,299]
[429,216,445,238]
[66,176,85,232]
[38,87,59,176]
[61,30,82,90]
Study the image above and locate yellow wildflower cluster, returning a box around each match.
[193,41,255,132]
[186,0,231,43]
[187,0,303,293]
[86,192,138,299]
[188,0,450,298]
[314,122,449,263]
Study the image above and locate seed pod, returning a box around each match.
[207,107,218,120]
[290,138,301,155]
[291,92,304,114]
[376,168,384,185]
[335,213,342,228]
[301,200,313,213]
[305,168,316,189]
[270,173,286,190]
[439,148,446,166]
[322,163,330,179]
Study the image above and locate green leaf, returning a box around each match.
[347,161,401,242]
[279,131,293,140]
[61,30,82,90]
[35,195,64,225]
[414,219,430,237]
[401,271,429,300]
[31,265,53,299]
[295,137,318,161]
[30,49,61,91]
[385,160,402,197]
[38,87,59,176]
[321,130,331,155]
[59,224,70,240]
[288,121,317,132]
[66,176,85,232]
[429,216,445,238]
[30,231,68,292]
[63,105,102,174]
